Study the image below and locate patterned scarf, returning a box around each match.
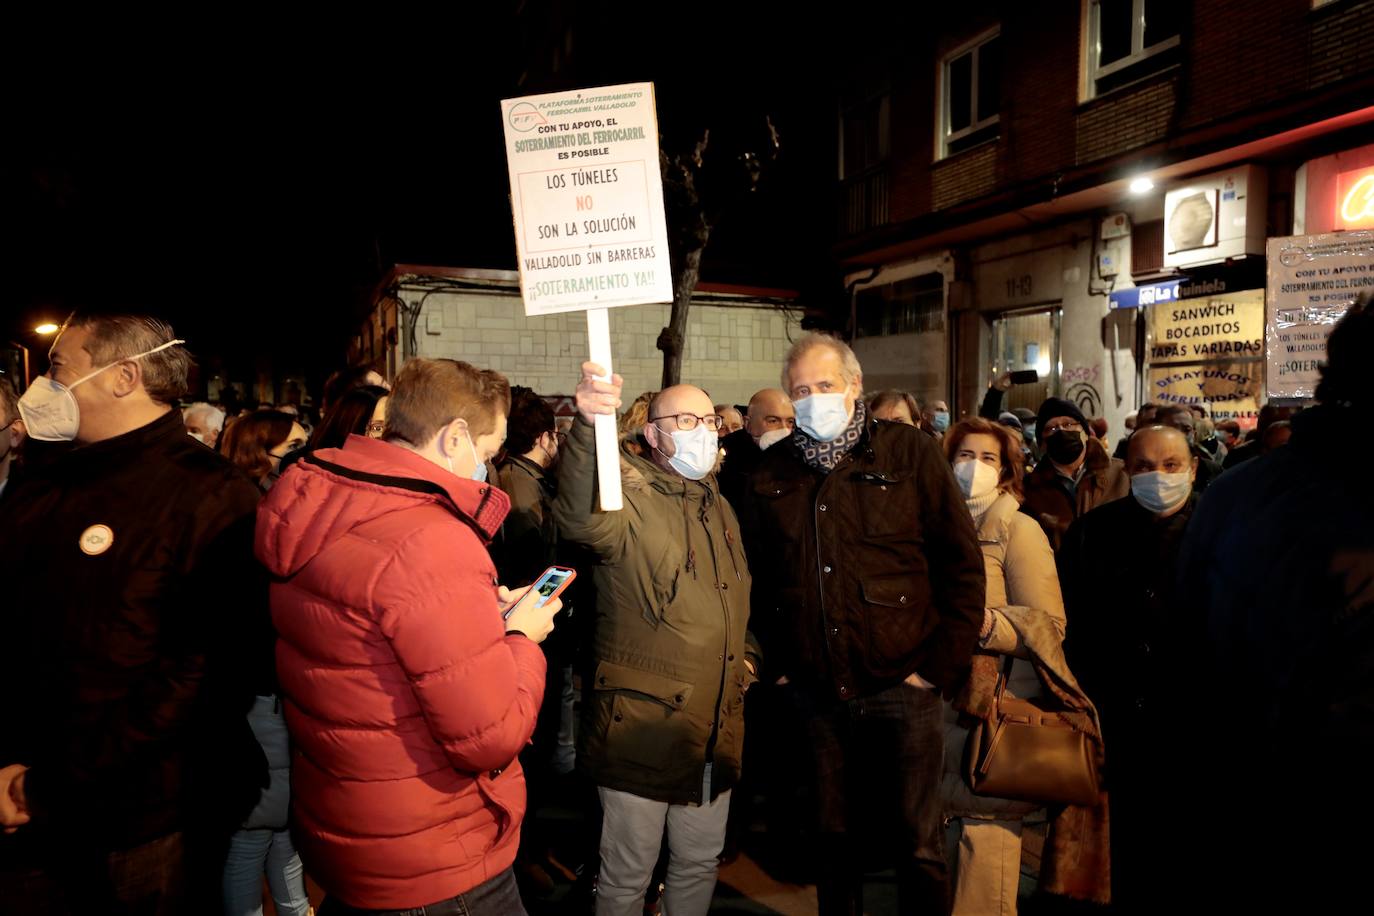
[794,399,867,473]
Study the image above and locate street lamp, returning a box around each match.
[34,323,59,335]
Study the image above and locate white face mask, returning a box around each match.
[18,338,186,442]
[793,392,852,442]
[1130,470,1193,514]
[754,427,791,451]
[661,424,718,480]
[953,459,1001,500]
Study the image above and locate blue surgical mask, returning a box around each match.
[466,432,488,482]
[793,393,852,442]
[662,424,718,480]
[932,410,951,433]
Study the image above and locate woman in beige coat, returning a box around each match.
[940,417,1066,915]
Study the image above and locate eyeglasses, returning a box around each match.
[650,412,725,432]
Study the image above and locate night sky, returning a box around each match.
[4,6,861,392]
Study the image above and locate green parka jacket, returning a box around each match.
[553,418,758,805]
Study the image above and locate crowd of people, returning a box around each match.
[0,303,1368,915]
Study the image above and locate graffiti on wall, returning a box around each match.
[1063,365,1103,418]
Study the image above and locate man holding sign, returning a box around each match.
[554,362,758,916]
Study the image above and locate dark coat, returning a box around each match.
[1021,436,1130,551]
[1058,493,1197,745]
[1058,491,1198,907]
[716,427,762,517]
[741,415,985,699]
[553,418,758,805]
[1180,403,1374,783]
[493,453,558,587]
[0,408,267,857]
[1175,403,1374,905]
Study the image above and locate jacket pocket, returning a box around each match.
[860,573,934,673]
[851,468,919,540]
[629,541,683,628]
[592,660,695,771]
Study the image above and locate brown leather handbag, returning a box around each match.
[965,656,1101,807]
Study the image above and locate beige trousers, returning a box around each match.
[946,817,1024,916]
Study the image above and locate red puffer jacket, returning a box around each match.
[254,435,546,909]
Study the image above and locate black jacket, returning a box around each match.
[740,415,985,699]
[0,408,267,857]
[1180,404,1374,777]
[492,453,558,587]
[1175,404,1373,902]
[717,427,762,519]
[1058,493,1197,749]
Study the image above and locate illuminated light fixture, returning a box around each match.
[1336,167,1374,230]
[1129,176,1155,195]
[34,323,60,335]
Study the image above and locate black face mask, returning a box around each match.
[1045,428,1086,465]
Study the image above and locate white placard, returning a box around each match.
[500,82,674,316]
[1265,231,1374,398]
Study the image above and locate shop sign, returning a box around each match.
[1148,288,1264,364]
[1148,362,1262,427]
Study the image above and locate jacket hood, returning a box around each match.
[256,434,510,578]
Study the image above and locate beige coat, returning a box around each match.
[941,490,1066,819]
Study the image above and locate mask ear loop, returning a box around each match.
[65,338,188,391]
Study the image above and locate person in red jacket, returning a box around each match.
[255,357,560,915]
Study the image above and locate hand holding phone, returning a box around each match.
[499,566,577,644]
[1009,369,1040,385]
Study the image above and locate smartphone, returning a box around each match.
[502,566,577,620]
[1009,369,1040,385]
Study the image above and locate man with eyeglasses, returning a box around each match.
[1021,397,1129,551]
[0,377,24,503]
[554,363,759,916]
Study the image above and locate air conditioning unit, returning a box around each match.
[1100,212,1131,240]
[1163,165,1267,269]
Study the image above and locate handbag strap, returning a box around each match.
[993,653,1017,697]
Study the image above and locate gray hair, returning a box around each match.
[67,314,191,405]
[781,332,863,394]
[182,402,225,433]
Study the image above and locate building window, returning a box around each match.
[940,29,1001,158]
[1087,0,1182,97]
[855,273,945,338]
[839,87,890,234]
